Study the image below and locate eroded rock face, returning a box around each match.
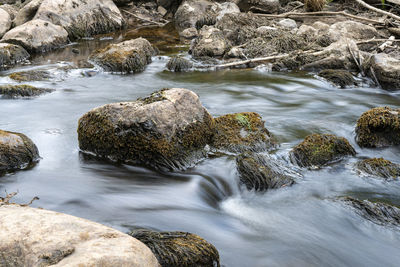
[290,134,356,167]
[0,84,53,98]
[1,19,69,53]
[78,88,214,171]
[191,26,230,58]
[130,229,220,267]
[0,43,30,70]
[210,112,275,153]
[89,38,157,73]
[355,107,400,148]
[0,205,160,266]
[0,130,39,173]
[0,8,11,39]
[33,0,124,39]
[236,152,296,192]
[370,53,400,90]
[356,158,400,180]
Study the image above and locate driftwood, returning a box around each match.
[355,0,400,21]
[0,191,39,207]
[356,37,400,44]
[121,9,168,26]
[214,54,289,69]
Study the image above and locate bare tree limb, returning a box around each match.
[355,0,400,21]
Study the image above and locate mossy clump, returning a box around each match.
[211,112,275,153]
[0,43,30,70]
[9,70,51,82]
[319,69,356,88]
[290,134,356,167]
[355,107,400,148]
[0,85,54,98]
[356,158,400,179]
[304,0,326,12]
[166,56,193,72]
[236,152,296,192]
[130,229,220,267]
[0,130,40,173]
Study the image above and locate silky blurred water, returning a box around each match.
[1,26,400,267]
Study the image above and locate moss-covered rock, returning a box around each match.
[8,70,51,82]
[341,197,400,227]
[304,0,325,12]
[290,134,356,167]
[210,112,275,153]
[89,38,157,74]
[236,152,296,192]
[356,158,400,179]
[129,229,220,267]
[0,84,53,98]
[0,43,30,70]
[318,69,356,88]
[78,88,214,171]
[166,56,193,72]
[355,107,400,148]
[0,129,40,173]
[191,26,231,58]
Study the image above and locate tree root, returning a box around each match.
[0,191,39,207]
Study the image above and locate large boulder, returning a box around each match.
[89,38,157,73]
[166,56,193,72]
[0,205,159,266]
[327,21,379,43]
[0,8,11,38]
[78,88,215,171]
[0,4,18,20]
[369,53,400,90]
[1,19,69,53]
[236,152,296,192]
[33,0,124,39]
[210,112,275,153]
[355,107,400,148]
[0,130,40,173]
[0,84,53,98]
[356,158,400,180]
[13,0,44,27]
[290,134,356,167]
[0,43,30,70]
[174,0,216,30]
[191,25,230,58]
[130,229,220,267]
[237,0,280,13]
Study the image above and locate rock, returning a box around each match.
[256,25,278,35]
[236,152,296,192]
[0,4,18,20]
[1,19,69,53]
[340,197,400,227]
[0,8,11,38]
[180,27,198,40]
[0,130,39,173]
[78,88,214,171]
[166,56,193,72]
[210,112,275,153]
[13,0,43,27]
[0,43,30,70]
[237,0,280,13]
[214,2,240,20]
[33,0,124,39]
[9,69,51,82]
[304,0,325,12]
[130,229,220,267]
[278,18,297,30]
[388,27,400,38]
[290,134,356,167]
[328,21,379,42]
[226,46,245,59]
[174,0,215,30]
[0,84,53,98]
[89,38,157,74]
[318,69,356,88]
[356,158,400,180]
[369,53,400,90]
[0,205,159,266]
[355,107,400,148]
[191,26,230,58]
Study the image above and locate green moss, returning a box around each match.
[319,69,356,88]
[235,113,252,131]
[290,133,356,167]
[0,85,53,98]
[355,107,400,148]
[9,70,51,82]
[356,158,400,179]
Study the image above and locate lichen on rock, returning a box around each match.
[356,158,400,180]
[0,84,53,98]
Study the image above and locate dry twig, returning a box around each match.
[355,0,400,21]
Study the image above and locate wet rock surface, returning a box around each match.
[356,158,400,180]
[318,69,356,88]
[0,130,39,173]
[290,134,356,168]
[355,107,400,148]
[166,56,193,72]
[9,69,51,82]
[130,229,220,267]
[0,43,29,70]
[236,152,296,192]
[78,88,214,171]
[0,84,53,98]
[90,38,157,73]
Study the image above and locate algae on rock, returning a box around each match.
[356,158,400,180]
[0,84,53,98]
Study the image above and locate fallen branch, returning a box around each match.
[0,191,39,207]
[355,0,400,21]
[121,9,168,26]
[214,54,289,69]
[255,11,385,25]
[356,38,400,44]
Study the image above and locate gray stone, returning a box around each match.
[180,27,198,39]
[0,43,29,69]
[0,8,11,39]
[0,84,53,98]
[278,18,297,30]
[328,20,379,42]
[174,0,216,30]
[370,53,400,90]
[191,26,230,58]
[13,0,44,27]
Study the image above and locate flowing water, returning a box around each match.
[1,25,400,267]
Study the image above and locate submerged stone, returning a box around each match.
[166,56,193,72]
[78,88,214,171]
[211,112,275,153]
[318,69,356,88]
[356,158,400,180]
[290,134,356,167]
[236,152,296,192]
[130,229,220,267]
[9,70,51,82]
[0,129,40,173]
[0,84,53,98]
[0,43,30,70]
[355,107,400,148]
